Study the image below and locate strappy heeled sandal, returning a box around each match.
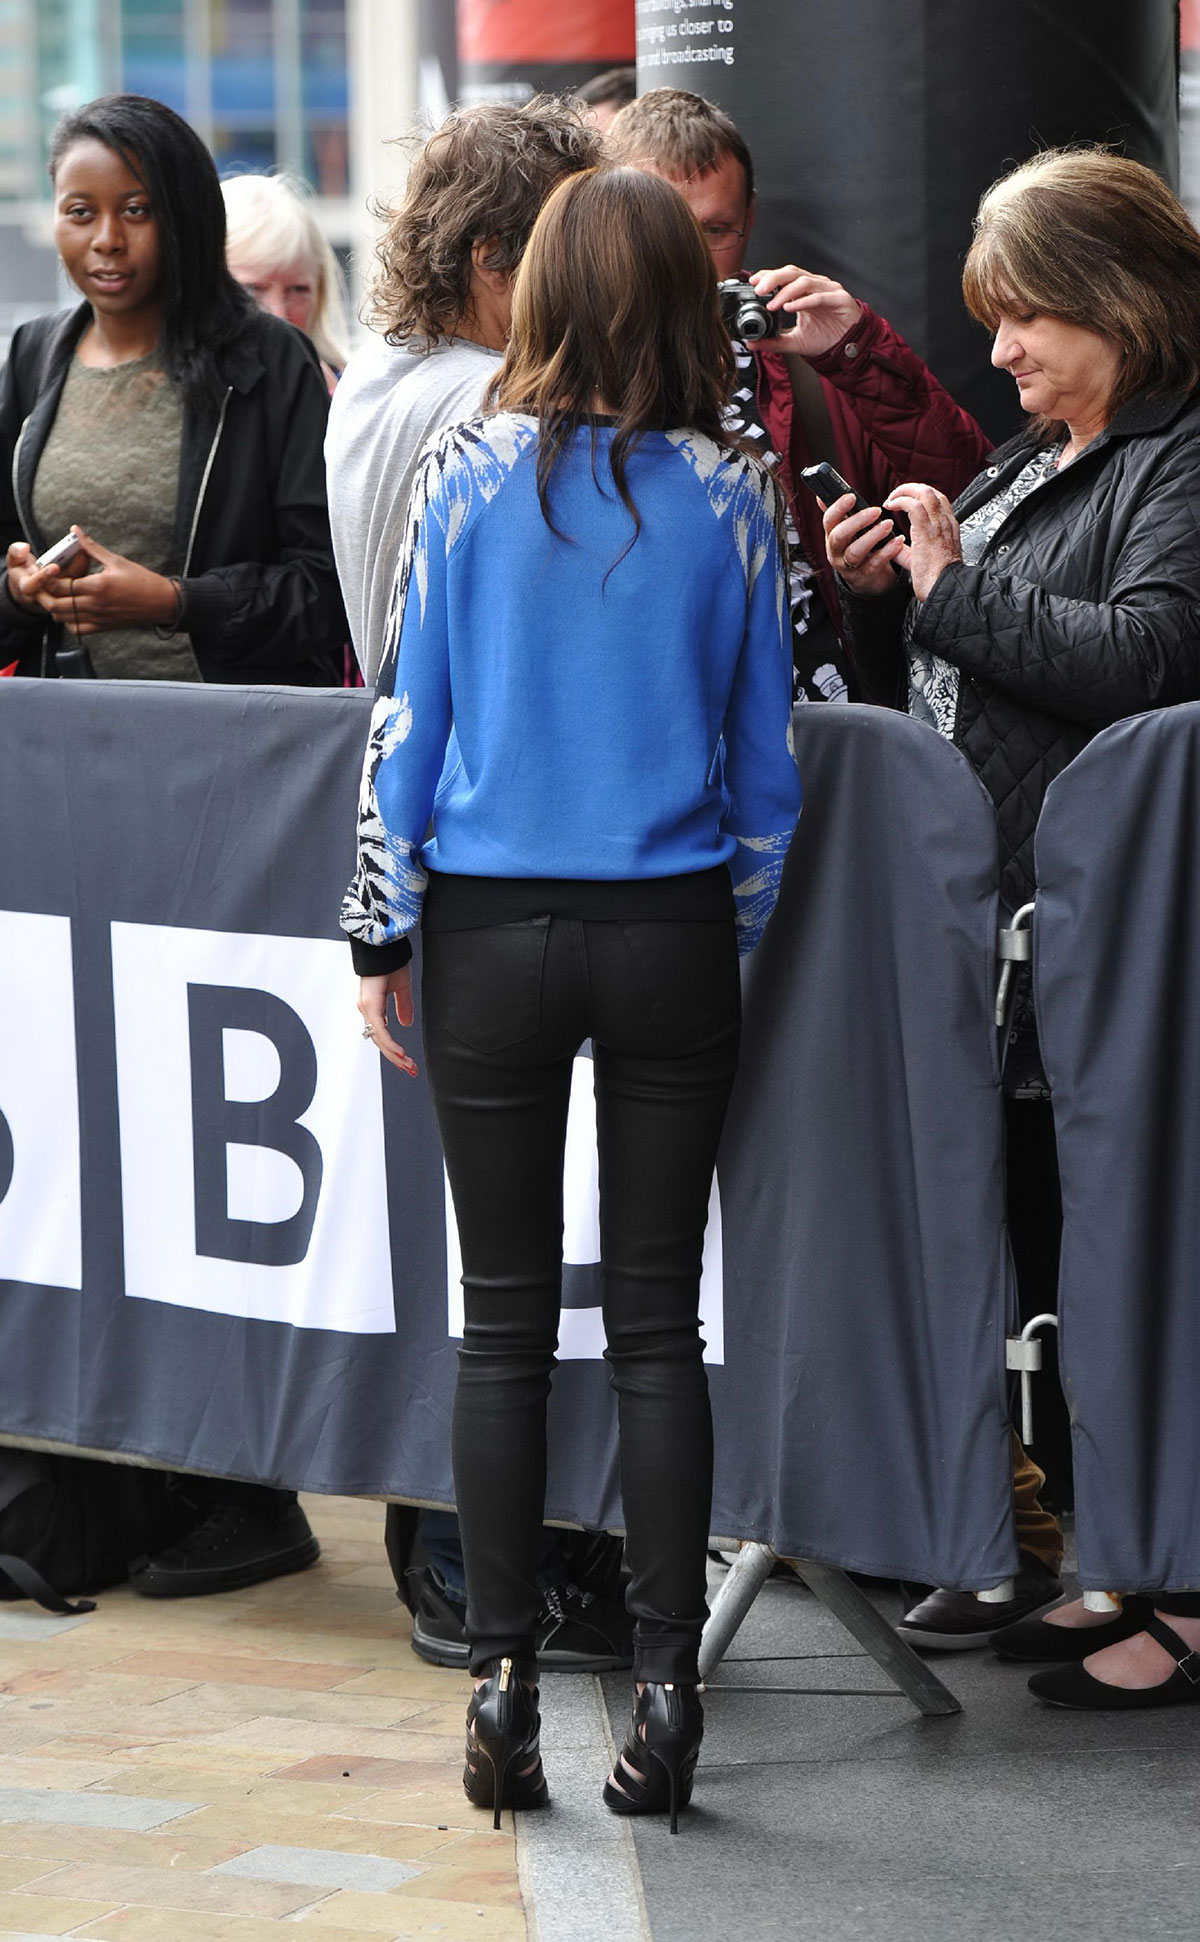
[463,1656,549,1829]
[1029,1616,1200,1710]
[602,1681,703,1834]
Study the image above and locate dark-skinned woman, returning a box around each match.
[0,93,344,684]
[824,148,1200,1709]
[0,94,345,1594]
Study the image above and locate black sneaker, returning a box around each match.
[410,1567,471,1669]
[896,1557,1064,1651]
[408,1569,635,1673]
[128,1499,319,1598]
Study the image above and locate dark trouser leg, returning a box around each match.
[589,920,741,1685]
[1006,1097,1073,1512]
[422,921,579,1677]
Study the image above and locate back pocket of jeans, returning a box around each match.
[426,916,551,1054]
[616,920,741,1051]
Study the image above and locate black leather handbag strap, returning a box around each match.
[0,1552,96,1615]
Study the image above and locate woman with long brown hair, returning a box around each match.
[342,165,800,1825]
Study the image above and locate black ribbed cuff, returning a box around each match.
[349,933,413,977]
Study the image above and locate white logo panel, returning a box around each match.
[446,1054,724,1363]
[0,911,82,1290]
[111,922,395,1332]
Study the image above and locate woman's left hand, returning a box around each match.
[36,527,179,634]
[883,484,963,601]
[358,965,418,1077]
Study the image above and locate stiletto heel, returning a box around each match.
[603,1681,703,1832]
[463,1656,549,1827]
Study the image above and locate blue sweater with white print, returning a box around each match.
[342,412,801,961]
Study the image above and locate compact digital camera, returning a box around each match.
[717,277,783,342]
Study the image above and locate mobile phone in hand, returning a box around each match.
[797,463,870,515]
[36,532,82,571]
[798,464,908,544]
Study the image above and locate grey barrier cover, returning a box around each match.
[714,705,1017,1585]
[1035,704,1200,1593]
[0,682,1016,1585]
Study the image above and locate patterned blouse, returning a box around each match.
[906,440,1063,739]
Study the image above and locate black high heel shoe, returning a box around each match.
[603,1682,703,1834]
[463,1656,549,1830]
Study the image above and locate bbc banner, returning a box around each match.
[0,682,1017,1590]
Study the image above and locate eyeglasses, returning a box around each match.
[699,222,748,253]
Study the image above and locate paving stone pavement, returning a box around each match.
[11,1501,1190,1942]
[0,1494,525,1941]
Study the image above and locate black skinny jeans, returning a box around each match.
[421,910,741,1684]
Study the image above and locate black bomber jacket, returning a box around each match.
[842,386,1200,911]
[0,301,346,684]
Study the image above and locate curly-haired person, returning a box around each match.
[326,99,601,684]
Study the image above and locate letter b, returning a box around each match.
[188,984,323,1267]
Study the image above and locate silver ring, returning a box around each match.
[361,1025,375,1040]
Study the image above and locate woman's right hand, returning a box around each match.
[4,540,63,615]
[358,965,419,1077]
[821,493,906,598]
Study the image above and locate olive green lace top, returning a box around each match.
[32,349,199,681]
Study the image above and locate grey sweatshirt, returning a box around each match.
[325,334,502,684]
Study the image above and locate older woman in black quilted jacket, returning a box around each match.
[824,148,1200,1708]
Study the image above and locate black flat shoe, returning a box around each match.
[992,1596,1152,1663]
[1029,1617,1200,1710]
[603,1682,703,1835]
[463,1657,549,1829]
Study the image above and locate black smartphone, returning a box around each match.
[797,463,869,514]
[798,463,909,543]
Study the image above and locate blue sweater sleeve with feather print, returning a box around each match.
[341,412,801,967]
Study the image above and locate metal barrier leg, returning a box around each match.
[789,1558,962,1716]
[698,1541,776,1681]
[699,1544,962,1716]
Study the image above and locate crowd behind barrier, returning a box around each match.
[2,80,1200,1730]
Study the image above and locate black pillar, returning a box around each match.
[636,0,1180,441]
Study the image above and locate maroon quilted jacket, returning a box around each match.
[756,304,992,642]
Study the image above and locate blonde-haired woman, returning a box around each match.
[222,172,348,388]
[824,147,1200,1709]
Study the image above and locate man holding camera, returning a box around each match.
[605,89,992,704]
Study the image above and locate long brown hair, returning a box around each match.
[963,147,1200,427]
[489,165,738,539]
